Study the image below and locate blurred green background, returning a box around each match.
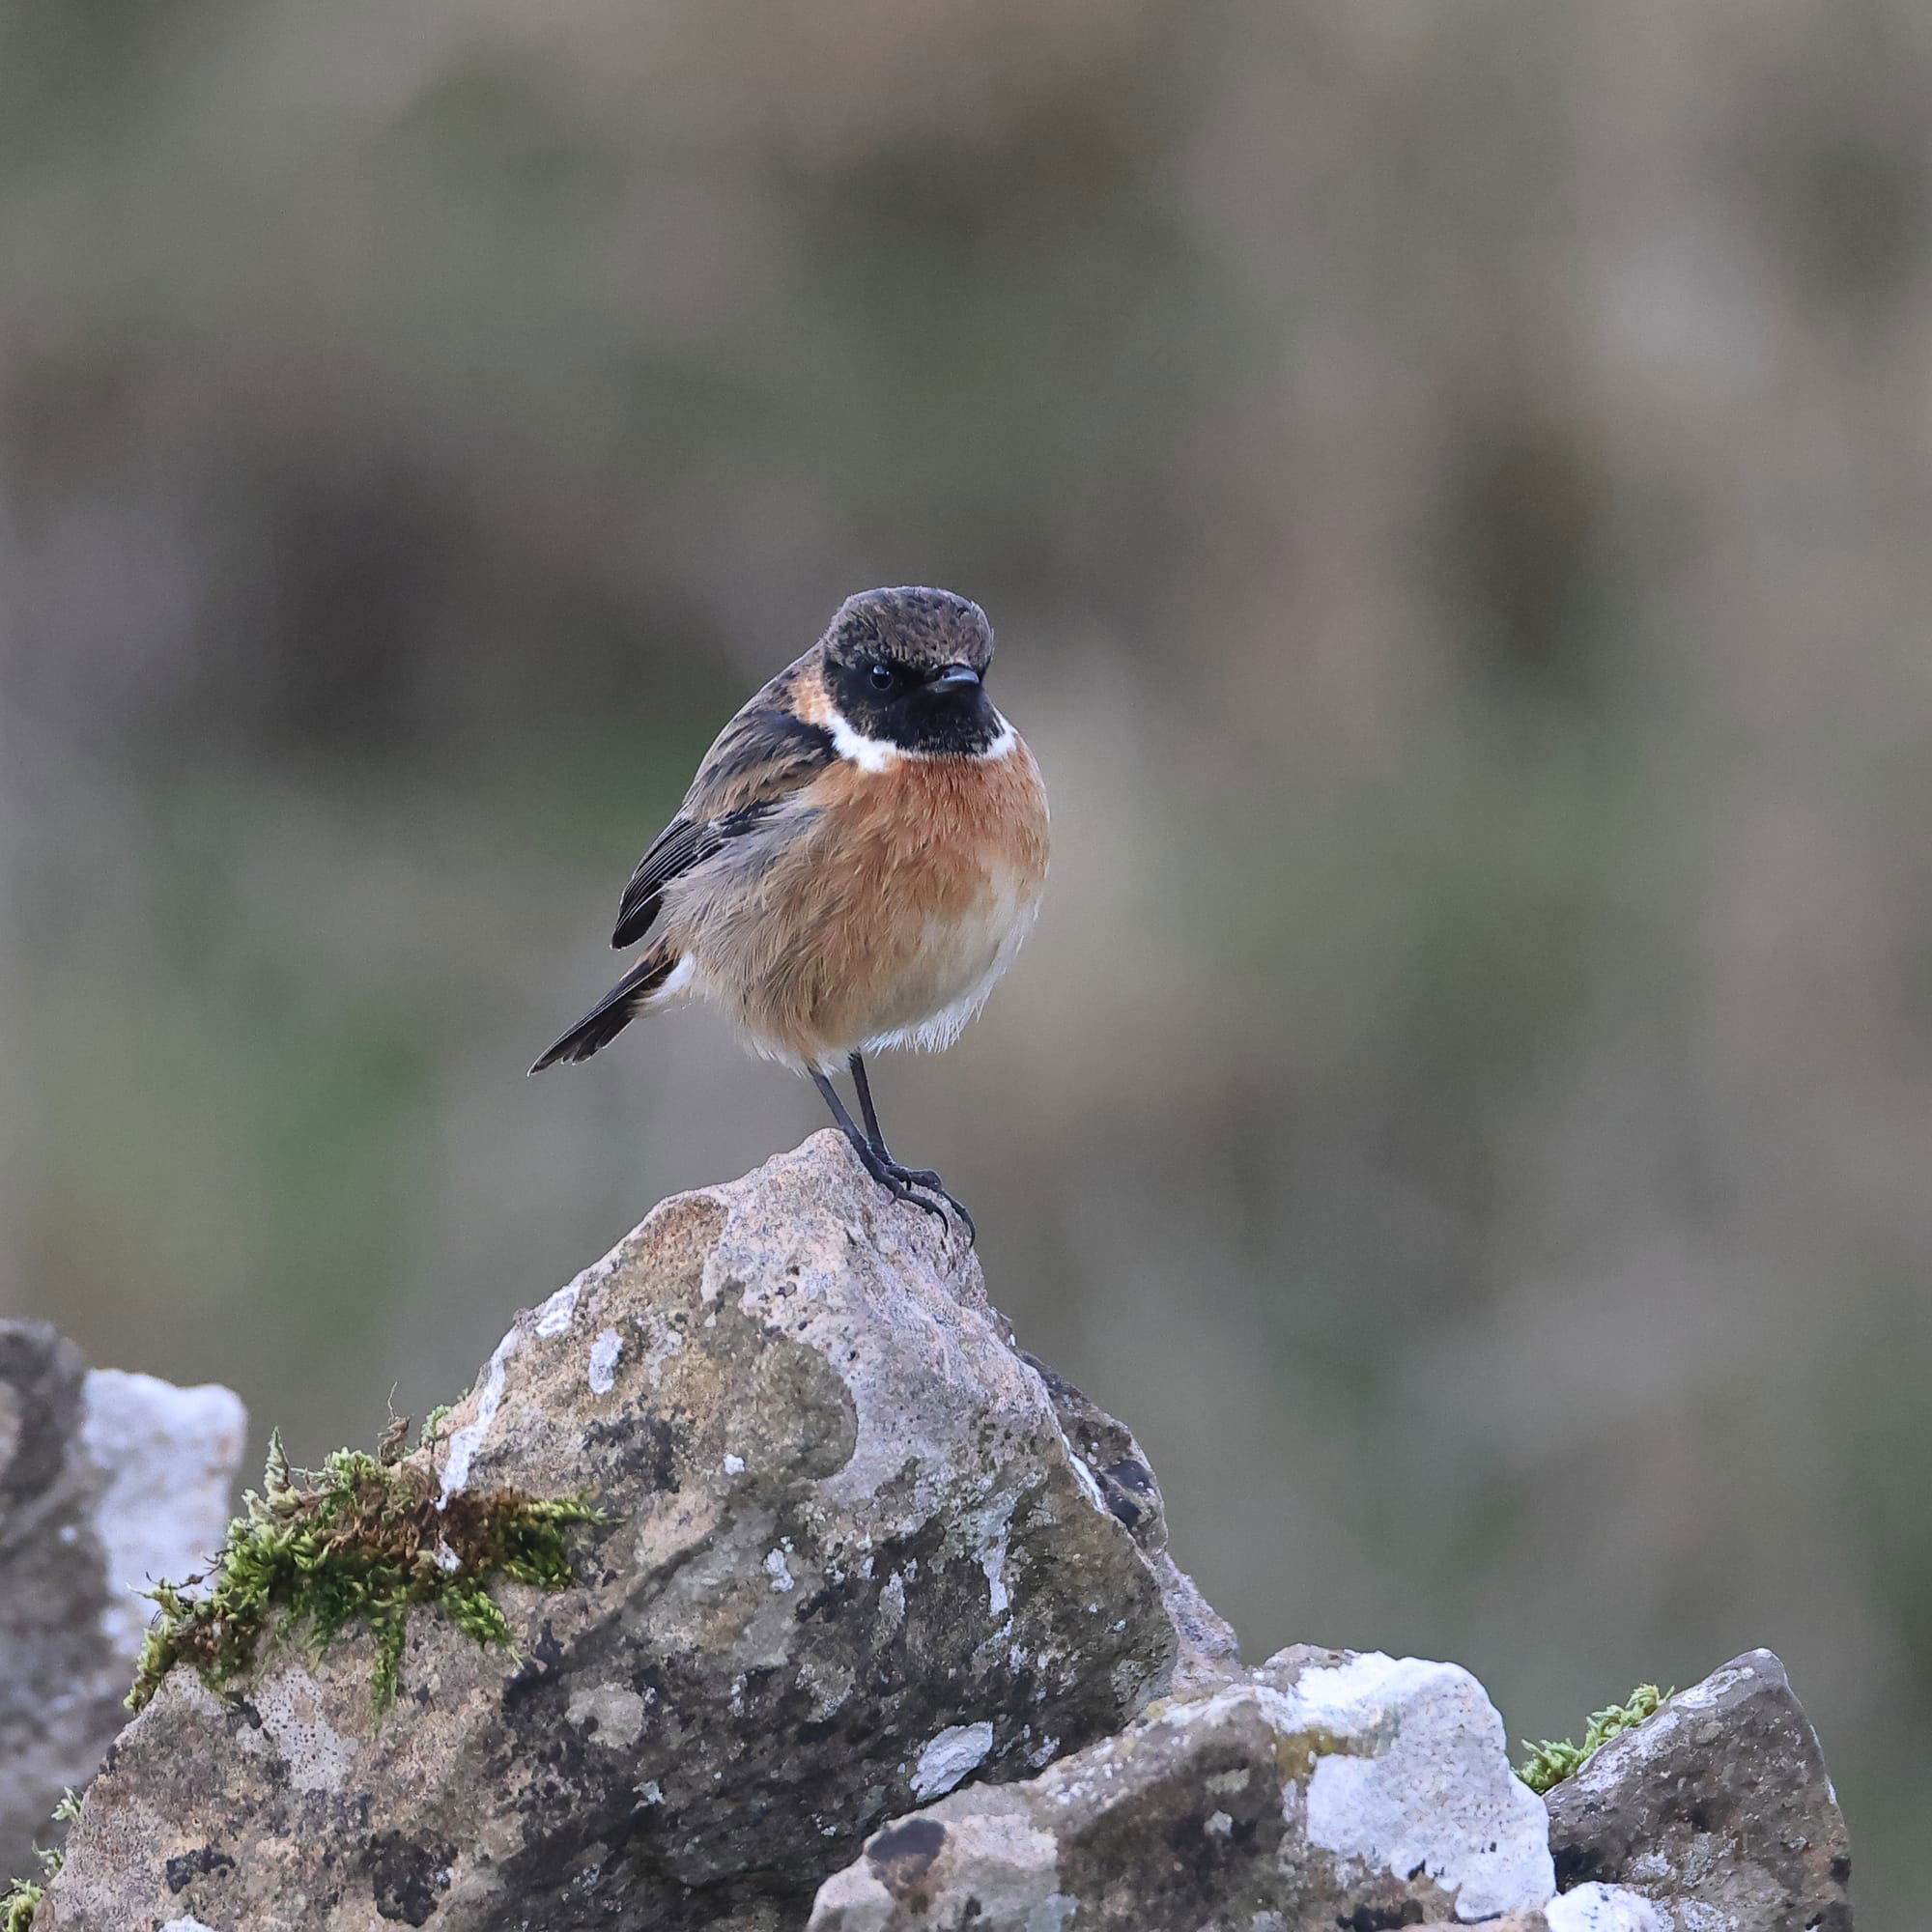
[3,0,1928,1912]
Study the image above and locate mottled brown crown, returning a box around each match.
[822,586,994,674]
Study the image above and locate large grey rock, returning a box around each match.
[40,1134,1225,1931]
[0,1322,245,1876]
[809,1643,1565,1931]
[1545,1649,1854,1932]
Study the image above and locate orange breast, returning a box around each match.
[684,739,1049,1066]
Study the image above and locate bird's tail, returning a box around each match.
[529,948,681,1073]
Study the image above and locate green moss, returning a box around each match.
[1518,1682,1669,1794]
[2,1793,79,1931]
[128,1433,602,1716]
[1,1878,44,1932]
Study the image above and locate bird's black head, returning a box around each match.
[819,586,1004,755]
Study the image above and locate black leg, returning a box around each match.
[849,1052,973,1234]
[848,1052,891,1158]
[816,1062,976,1244]
[810,1067,946,1229]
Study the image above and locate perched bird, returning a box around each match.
[531,586,1050,1238]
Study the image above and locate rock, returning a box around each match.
[1017,1350,1237,1694]
[0,1322,245,1876]
[809,1643,1559,1931]
[41,1133,1220,1932]
[1384,1893,1665,1932]
[1544,1648,1854,1932]
[1416,1893,1666,1932]
[1540,1884,1669,1931]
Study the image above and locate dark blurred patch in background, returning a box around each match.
[3,0,1929,1910]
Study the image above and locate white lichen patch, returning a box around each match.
[1285,1652,1553,1920]
[796,1654,854,1719]
[535,1237,629,1338]
[982,1524,1011,1617]
[439,1327,520,1508]
[1026,1895,1078,1932]
[251,1663,357,1793]
[1568,1665,1746,1788]
[812,1806,1062,1923]
[764,1548,796,1593]
[1062,1445,1108,1515]
[697,1245,728,1303]
[1544,1883,1666,1931]
[566,1681,649,1747]
[632,1310,685,1384]
[587,1327,624,1395]
[534,1283,582,1339]
[912,1719,995,1800]
[1672,1659,1755,1711]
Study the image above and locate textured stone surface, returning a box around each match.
[41,1134,1216,1931]
[1540,1884,1667,1931]
[809,1643,1558,1931]
[1545,1648,1853,1932]
[1413,1895,1664,1932]
[0,1322,245,1876]
[1018,1350,1237,1695]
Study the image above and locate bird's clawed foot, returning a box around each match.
[814,1060,977,1243]
[848,1136,977,1244]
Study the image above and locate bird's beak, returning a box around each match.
[931,663,982,690]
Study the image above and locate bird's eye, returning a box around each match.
[867,662,895,692]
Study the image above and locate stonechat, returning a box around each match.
[531,586,1050,1237]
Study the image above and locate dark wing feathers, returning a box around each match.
[528,947,680,1072]
[691,702,837,811]
[611,817,720,948]
[611,694,835,948]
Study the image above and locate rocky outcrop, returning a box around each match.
[1545,1650,1854,1932]
[0,1322,245,1874]
[808,1645,1663,1932]
[39,1134,1228,1931]
[21,1139,1853,1932]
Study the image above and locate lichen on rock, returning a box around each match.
[809,1644,1562,1931]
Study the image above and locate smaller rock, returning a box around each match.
[1545,1648,1853,1932]
[75,1370,251,1662]
[1413,1891,1663,1932]
[810,1644,1556,1931]
[0,1323,245,1875]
